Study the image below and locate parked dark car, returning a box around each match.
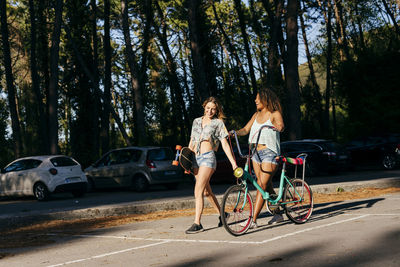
[280,139,351,177]
[345,134,400,170]
[211,145,249,184]
[85,146,184,192]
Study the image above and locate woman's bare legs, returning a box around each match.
[252,161,277,222]
[193,166,215,225]
[204,182,221,214]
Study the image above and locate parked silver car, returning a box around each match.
[0,155,88,201]
[85,146,184,192]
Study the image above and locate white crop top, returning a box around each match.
[248,116,280,155]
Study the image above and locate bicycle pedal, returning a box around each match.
[269,205,280,212]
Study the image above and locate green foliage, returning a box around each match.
[2,0,400,166]
[335,46,400,139]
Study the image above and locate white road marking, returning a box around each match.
[45,213,399,266]
[47,214,378,247]
[259,214,369,244]
[47,240,169,267]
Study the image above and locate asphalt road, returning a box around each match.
[1,190,399,266]
[1,169,400,227]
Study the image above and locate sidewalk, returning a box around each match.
[1,171,399,229]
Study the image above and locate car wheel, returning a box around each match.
[382,154,396,170]
[34,182,50,201]
[133,175,149,192]
[87,177,96,192]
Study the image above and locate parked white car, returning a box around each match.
[0,155,88,201]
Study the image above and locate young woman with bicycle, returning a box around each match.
[185,97,238,234]
[234,88,285,228]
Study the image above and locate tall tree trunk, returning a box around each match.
[187,0,217,104]
[233,0,257,97]
[299,0,323,132]
[90,0,100,157]
[139,0,153,85]
[38,0,50,123]
[29,0,48,154]
[211,2,252,98]
[261,0,285,93]
[101,0,111,154]
[381,0,400,35]
[354,2,365,52]
[332,0,350,61]
[285,0,301,140]
[48,0,63,154]
[0,0,23,157]
[178,34,195,120]
[249,0,268,82]
[63,23,131,146]
[121,0,147,145]
[155,1,190,141]
[324,0,333,137]
[316,0,339,49]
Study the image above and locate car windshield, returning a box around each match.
[148,148,174,161]
[319,142,343,151]
[50,157,78,167]
[95,149,142,166]
[4,159,42,172]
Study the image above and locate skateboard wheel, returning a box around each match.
[172,160,179,166]
[175,145,182,150]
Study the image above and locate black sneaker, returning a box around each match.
[218,212,230,227]
[185,223,204,234]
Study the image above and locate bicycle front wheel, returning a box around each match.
[283,179,313,224]
[221,184,253,236]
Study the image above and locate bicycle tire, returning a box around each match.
[221,184,254,236]
[283,179,313,224]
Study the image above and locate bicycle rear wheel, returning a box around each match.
[283,179,313,224]
[221,184,253,236]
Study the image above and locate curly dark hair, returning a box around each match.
[258,88,282,114]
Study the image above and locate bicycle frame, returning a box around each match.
[231,126,307,207]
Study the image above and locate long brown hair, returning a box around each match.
[202,96,225,120]
[258,88,282,114]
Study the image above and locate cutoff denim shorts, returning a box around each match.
[192,151,217,170]
[252,147,279,165]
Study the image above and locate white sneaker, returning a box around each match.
[268,213,284,225]
[240,220,258,229]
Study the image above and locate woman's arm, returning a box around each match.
[220,138,238,170]
[271,111,285,132]
[235,112,257,136]
[188,138,193,151]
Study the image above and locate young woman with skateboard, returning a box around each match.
[185,97,238,234]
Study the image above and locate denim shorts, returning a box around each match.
[252,148,278,165]
[192,151,217,170]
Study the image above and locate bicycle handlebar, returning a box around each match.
[230,125,277,159]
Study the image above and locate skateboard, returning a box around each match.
[172,145,195,174]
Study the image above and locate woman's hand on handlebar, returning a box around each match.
[232,162,238,170]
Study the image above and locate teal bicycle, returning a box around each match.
[221,126,314,236]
